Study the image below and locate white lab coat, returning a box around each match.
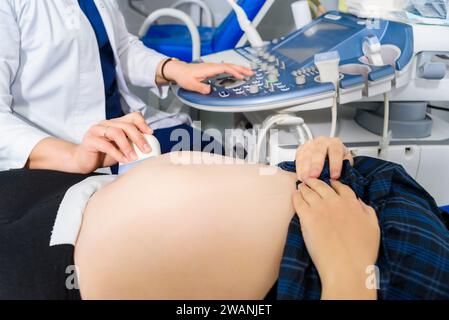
[0,0,184,171]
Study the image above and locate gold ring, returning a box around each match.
[104,126,112,140]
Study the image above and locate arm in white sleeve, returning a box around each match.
[111,0,169,98]
[0,0,50,171]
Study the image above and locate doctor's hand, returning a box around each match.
[28,113,153,174]
[296,137,354,183]
[158,59,254,95]
[293,180,380,300]
[73,112,153,173]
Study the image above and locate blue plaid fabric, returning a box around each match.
[277,157,449,300]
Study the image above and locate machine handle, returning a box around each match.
[171,0,214,27]
[256,114,313,164]
[138,8,202,61]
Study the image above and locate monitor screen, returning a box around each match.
[275,22,357,64]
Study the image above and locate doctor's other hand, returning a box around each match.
[158,59,254,95]
[293,180,380,300]
[296,137,354,183]
[73,112,153,173]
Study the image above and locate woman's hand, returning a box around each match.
[293,179,380,300]
[73,112,153,174]
[296,137,353,182]
[28,112,153,174]
[159,60,254,95]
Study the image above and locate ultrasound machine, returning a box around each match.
[172,10,449,207]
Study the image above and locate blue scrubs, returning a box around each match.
[78,0,223,173]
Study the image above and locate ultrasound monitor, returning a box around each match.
[274,22,359,64]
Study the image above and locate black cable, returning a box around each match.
[428,104,449,112]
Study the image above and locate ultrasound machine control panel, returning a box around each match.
[175,11,414,112]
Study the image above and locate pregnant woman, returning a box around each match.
[75,151,379,300]
[1,138,448,300]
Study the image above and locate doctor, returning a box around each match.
[0,0,253,173]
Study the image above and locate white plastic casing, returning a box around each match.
[314,51,341,89]
[118,135,162,175]
[226,0,264,48]
[363,35,384,66]
[136,135,161,161]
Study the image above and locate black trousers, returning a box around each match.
[0,169,94,300]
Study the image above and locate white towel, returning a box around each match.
[50,175,117,247]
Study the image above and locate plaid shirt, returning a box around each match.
[277,157,449,300]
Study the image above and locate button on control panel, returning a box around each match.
[324,13,341,21]
[205,46,327,100]
[218,90,230,98]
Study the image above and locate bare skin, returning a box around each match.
[295,136,354,182]
[294,180,380,300]
[74,139,379,300]
[75,152,297,300]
